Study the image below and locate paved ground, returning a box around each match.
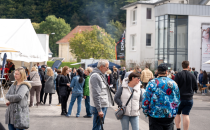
[0,90,210,130]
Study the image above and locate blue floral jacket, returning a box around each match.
[142,76,180,118]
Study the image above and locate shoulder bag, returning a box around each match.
[115,89,134,120]
[13,85,30,129]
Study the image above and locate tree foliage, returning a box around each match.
[0,0,135,29]
[35,15,71,57]
[70,26,115,60]
[106,20,126,42]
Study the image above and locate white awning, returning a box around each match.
[0,19,47,62]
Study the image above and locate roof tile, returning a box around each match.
[56,25,97,44]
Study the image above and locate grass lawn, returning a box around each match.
[47,61,81,69]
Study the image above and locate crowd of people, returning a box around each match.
[3,59,208,130]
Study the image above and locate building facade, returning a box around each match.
[56,26,96,62]
[122,0,210,72]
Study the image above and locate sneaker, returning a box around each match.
[66,114,71,117]
[202,93,206,96]
[56,104,61,106]
[49,104,52,106]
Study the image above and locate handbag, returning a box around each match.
[115,89,134,120]
[13,85,30,129]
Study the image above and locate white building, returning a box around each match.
[121,0,210,72]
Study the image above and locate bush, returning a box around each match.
[47,61,81,69]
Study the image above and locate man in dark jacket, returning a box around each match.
[174,61,198,130]
[39,65,46,104]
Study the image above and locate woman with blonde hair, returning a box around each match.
[59,66,70,115]
[44,67,55,106]
[28,67,42,107]
[5,67,32,130]
[105,69,113,86]
[83,67,93,118]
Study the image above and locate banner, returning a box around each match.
[116,30,125,60]
[201,24,210,72]
[51,60,62,71]
[1,53,7,79]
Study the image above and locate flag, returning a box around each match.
[116,30,125,60]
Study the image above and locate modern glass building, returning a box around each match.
[155,15,188,71]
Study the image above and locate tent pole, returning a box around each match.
[29,62,33,72]
[21,61,24,67]
[0,53,1,65]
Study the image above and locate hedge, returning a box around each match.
[47,61,81,69]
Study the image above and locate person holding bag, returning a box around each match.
[28,67,42,107]
[43,67,55,106]
[5,67,32,130]
[114,72,142,130]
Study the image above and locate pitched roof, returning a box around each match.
[56,25,97,44]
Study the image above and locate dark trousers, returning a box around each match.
[149,117,174,130]
[61,95,67,112]
[66,90,71,102]
[143,82,148,89]
[85,96,92,117]
[44,93,52,104]
[56,87,61,104]
[40,83,45,103]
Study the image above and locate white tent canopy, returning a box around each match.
[0,19,47,62]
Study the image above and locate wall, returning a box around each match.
[125,4,155,69]
[58,43,77,62]
[188,16,210,72]
[37,34,49,61]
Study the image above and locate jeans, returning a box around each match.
[85,96,92,117]
[203,84,207,93]
[67,93,83,117]
[90,106,107,130]
[116,79,119,91]
[8,124,24,130]
[120,115,139,130]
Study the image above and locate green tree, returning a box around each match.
[106,20,125,42]
[70,25,115,61]
[37,15,71,57]
[32,22,40,31]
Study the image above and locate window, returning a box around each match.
[131,35,136,50]
[146,34,152,46]
[131,10,137,25]
[147,8,152,19]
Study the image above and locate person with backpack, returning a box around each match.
[114,72,143,130]
[66,69,85,117]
